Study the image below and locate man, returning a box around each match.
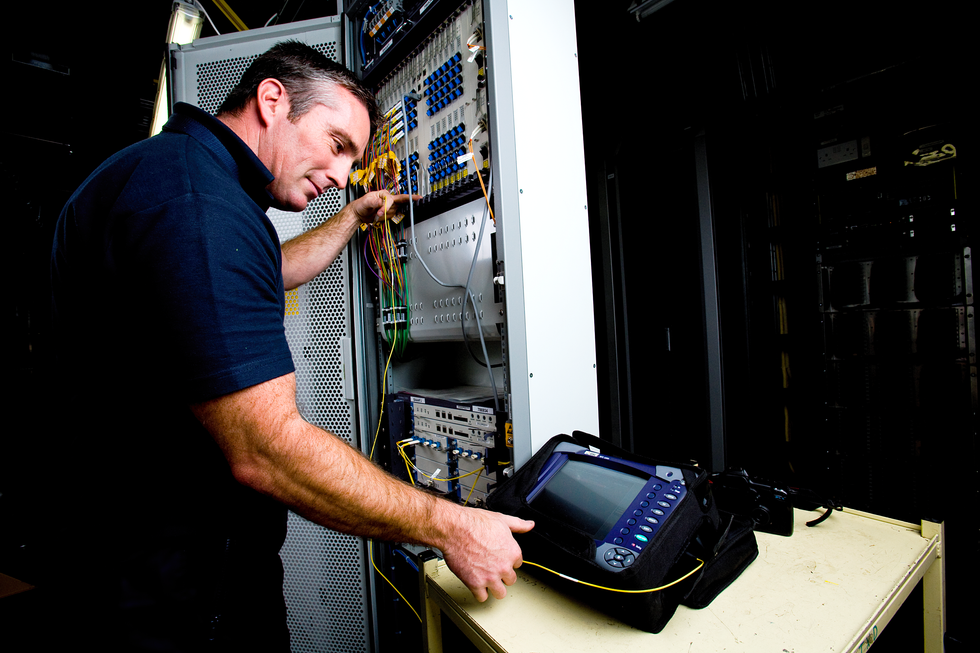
[49,41,531,651]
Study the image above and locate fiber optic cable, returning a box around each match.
[368,544,421,623]
[521,557,705,594]
[463,467,483,506]
[365,209,423,625]
[368,204,402,462]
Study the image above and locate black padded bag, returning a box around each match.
[486,431,758,633]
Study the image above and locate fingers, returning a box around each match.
[471,586,489,602]
[489,580,508,601]
[358,190,420,223]
[505,515,535,534]
[441,508,532,603]
[473,571,514,602]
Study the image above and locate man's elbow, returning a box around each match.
[226,452,280,497]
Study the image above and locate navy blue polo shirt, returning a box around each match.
[49,103,297,650]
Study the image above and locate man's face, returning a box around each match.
[265,86,371,212]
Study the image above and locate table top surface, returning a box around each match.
[425,508,937,653]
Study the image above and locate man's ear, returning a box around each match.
[255,78,289,127]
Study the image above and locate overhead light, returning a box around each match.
[150,2,204,137]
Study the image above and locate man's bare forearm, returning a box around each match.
[194,373,449,543]
[281,203,360,290]
[281,190,417,290]
[192,372,533,600]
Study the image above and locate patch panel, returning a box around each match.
[423,53,464,117]
[398,152,420,194]
[372,1,489,201]
[426,124,470,192]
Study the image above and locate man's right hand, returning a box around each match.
[349,189,419,225]
[438,507,534,602]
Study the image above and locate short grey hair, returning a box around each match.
[217,40,380,133]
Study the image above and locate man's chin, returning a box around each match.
[270,197,310,213]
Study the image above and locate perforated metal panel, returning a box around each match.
[168,18,370,653]
[273,199,369,653]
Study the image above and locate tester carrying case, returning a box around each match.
[486,431,758,633]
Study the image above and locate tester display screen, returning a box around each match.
[529,459,648,539]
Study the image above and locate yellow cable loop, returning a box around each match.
[522,557,705,594]
[368,544,422,623]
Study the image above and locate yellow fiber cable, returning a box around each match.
[397,440,417,485]
[368,543,422,623]
[368,201,396,461]
[469,139,494,224]
[522,557,705,594]
[463,467,483,505]
[365,202,423,625]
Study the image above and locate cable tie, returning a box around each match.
[456,152,475,165]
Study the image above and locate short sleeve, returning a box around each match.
[114,192,295,402]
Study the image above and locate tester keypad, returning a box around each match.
[596,470,687,572]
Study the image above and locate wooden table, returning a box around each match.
[420,508,945,653]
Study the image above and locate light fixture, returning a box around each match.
[150,2,204,137]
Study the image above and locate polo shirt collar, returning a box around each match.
[162,102,276,210]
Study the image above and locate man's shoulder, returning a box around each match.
[72,130,238,216]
